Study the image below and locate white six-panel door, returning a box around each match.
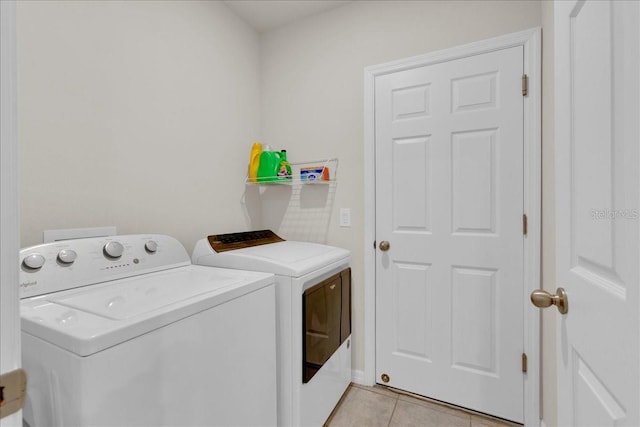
[375,46,525,422]
[555,1,639,425]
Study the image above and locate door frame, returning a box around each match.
[363,28,541,426]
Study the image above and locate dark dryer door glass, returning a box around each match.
[303,268,351,383]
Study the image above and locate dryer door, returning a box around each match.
[302,267,351,383]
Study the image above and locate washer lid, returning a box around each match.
[192,240,350,277]
[20,265,274,356]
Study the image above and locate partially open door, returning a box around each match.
[554,1,639,425]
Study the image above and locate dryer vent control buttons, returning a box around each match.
[145,240,158,253]
[57,249,77,265]
[103,241,124,259]
[23,254,45,270]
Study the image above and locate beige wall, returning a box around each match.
[17,1,261,250]
[260,0,542,383]
[17,1,557,424]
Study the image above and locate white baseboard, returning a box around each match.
[351,369,373,386]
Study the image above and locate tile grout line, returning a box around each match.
[381,385,521,426]
[350,384,521,427]
[386,393,399,427]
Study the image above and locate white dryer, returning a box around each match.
[19,234,277,427]
[192,230,351,427]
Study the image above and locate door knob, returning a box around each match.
[530,288,568,314]
[379,241,390,251]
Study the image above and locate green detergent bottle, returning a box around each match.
[257,145,281,182]
[277,150,292,181]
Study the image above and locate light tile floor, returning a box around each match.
[325,384,522,427]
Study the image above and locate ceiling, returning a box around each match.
[224,1,352,33]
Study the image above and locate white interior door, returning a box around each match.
[555,1,639,425]
[375,46,525,423]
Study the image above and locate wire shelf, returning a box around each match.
[246,158,338,185]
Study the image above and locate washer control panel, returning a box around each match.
[19,235,189,299]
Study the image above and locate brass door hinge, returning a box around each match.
[522,353,528,373]
[522,74,528,96]
[0,369,27,419]
[523,214,528,236]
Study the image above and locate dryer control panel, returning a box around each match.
[19,234,190,298]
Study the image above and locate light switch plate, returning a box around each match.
[339,208,351,227]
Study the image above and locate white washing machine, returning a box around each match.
[19,234,277,427]
[192,230,351,427]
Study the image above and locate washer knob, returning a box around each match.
[23,253,45,270]
[145,240,158,253]
[103,241,124,259]
[57,249,77,264]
